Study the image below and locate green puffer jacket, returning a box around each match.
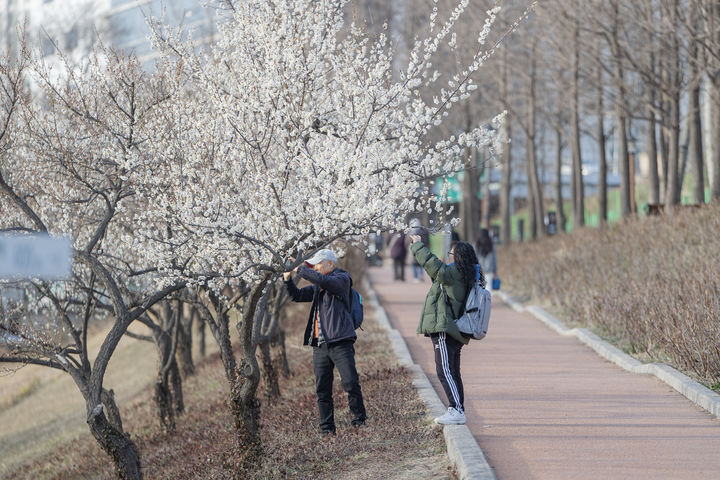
[411,242,470,345]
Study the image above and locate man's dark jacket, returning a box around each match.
[284,266,355,346]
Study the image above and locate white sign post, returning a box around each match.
[0,234,73,280]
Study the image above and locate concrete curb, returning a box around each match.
[494,291,720,419]
[363,277,497,480]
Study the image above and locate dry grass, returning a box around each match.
[0,322,163,476]
[1,284,453,479]
[499,204,720,389]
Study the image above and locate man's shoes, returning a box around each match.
[320,429,336,436]
[434,407,466,425]
[351,419,366,427]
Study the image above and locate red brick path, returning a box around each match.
[368,265,720,480]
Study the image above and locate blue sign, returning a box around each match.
[0,234,73,280]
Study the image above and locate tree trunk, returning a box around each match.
[597,67,608,225]
[170,361,185,414]
[153,376,176,433]
[257,287,287,402]
[232,276,271,472]
[612,65,631,215]
[258,339,281,401]
[153,335,176,433]
[101,388,124,432]
[207,300,237,386]
[176,305,195,378]
[607,1,633,218]
[659,96,670,202]
[664,5,682,208]
[528,146,544,239]
[679,113,691,188]
[87,403,142,480]
[571,11,584,228]
[647,88,660,205]
[665,91,681,206]
[149,302,183,433]
[482,158,492,230]
[68,260,161,480]
[554,127,566,233]
[500,117,512,244]
[526,49,544,238]
[527,191,537,239]
[689,65,705,204]
[500,43,512,245]
[198,311,207,358]
[274,329,291,378]
[66,361,140,479]
[270,287,291,379]
[616,107,631,216]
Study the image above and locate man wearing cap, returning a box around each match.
[283,249,367,435]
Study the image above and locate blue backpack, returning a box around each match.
[347,288,364,330]
[334,285,364,330]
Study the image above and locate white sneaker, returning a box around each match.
[434,407,466,425]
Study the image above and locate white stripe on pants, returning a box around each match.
[437,332,463,413]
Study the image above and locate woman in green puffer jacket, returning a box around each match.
[409,236,484,425]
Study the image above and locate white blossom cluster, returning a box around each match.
[121,0,507,288]
[1,46,175,301]
[2,0,509,296]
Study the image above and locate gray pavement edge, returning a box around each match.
[362,276,497,480]
[494,290,720,419]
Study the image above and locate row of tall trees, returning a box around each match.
[491,0,720,241]
[397,0,720,243]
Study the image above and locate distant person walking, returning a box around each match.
[409,236,484,425]
[283,249,367,435]
[408,219,429,283]
[387,232,407,281]
[475,228,497,290]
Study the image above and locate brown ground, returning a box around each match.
[0,292,454,479]
[0,322,162,476]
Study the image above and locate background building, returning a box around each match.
[1,0,218,69]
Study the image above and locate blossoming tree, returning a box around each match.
[0,46,192,479]
[134,0,512,468]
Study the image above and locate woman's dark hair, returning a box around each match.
[475,228,494,257]
[451,241,483,292]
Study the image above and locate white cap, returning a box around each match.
[305,249,338,265]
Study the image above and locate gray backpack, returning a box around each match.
[444,280,492,340]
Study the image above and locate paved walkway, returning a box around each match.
[368,265,720,480]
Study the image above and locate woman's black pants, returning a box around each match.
[430,332,465,412]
